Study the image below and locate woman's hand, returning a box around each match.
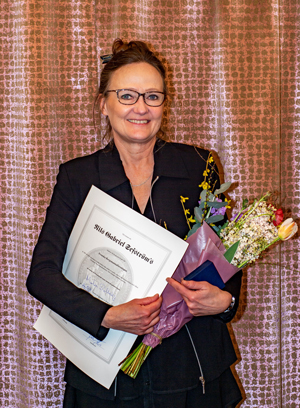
[101,294,162,335]
[166,278,232,316]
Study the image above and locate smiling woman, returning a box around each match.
[95,39,168,145]
[26,39,243,408]
[94,40,169,213]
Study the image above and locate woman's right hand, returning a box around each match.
[101,294,162,335]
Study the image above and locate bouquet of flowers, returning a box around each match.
[120,156,298,378]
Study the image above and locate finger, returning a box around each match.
[143,296,162,315]
[166,277,192,299]
[148,307,161,322]
[136,311,160,334]
[140,297,162,327]
[138,293,160,306]
[148,313,160,328]
[144,319,160,334]
[166,277,181,290]
[180,279,208,290]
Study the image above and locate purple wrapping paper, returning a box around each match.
[143,222,239,348]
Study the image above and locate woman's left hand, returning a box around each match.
[166,277,232,316]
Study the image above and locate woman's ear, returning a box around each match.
[99,95,108,116]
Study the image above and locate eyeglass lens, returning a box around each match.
[117,89,165,106]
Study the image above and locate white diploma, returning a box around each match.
[34,185,188,389]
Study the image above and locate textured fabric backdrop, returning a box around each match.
[1,0,299,407]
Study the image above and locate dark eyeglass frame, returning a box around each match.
[105,89,166,107]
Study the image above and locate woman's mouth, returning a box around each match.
[128,119,149,124]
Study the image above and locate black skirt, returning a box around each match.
[63,367,242,408]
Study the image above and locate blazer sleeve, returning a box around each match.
[216,270,243,323]
[26,163,111,340]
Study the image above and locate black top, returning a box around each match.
[27,139,242,400]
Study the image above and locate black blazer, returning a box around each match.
[27,139,242,400]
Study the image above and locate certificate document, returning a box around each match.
[34,185,188,389]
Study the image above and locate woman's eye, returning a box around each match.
[146,93,159,100]
[120,93,134,100]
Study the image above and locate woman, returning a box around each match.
[27,39,243,407]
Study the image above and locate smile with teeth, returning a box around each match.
[128,119,149,124]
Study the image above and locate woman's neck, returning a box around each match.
[113,137,156,214]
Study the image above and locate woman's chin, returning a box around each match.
[113,132,158,146]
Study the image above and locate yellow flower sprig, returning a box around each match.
[181,152,230,238]
[180,196,195,230]
[198,152,214,193]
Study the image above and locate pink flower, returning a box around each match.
[273,208,284,226]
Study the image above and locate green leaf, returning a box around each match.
[223,241,240,263]
[205,214,224,224]
[200,189,208,200]
[219,220,229,231]
[211,225,221,235]
[214,182,231,195]
[242,198,249,209]
[187,222,201,238]
[194,207,203,223]
[206,201,227,209]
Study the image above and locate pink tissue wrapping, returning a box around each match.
[143,222,239,348]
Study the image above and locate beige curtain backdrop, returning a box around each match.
[1,0,299,406]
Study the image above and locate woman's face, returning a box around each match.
[100,62,165,146]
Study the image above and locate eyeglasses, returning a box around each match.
[105,89,166,107]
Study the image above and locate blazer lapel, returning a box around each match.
[97,144,128,192]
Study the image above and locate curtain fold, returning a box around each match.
[280,2,300,405]
[1,1,299,406]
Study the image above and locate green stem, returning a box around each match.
[120,344,142,371]
[120,343,153,379]
[235,192,271,229]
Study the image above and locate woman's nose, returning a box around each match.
[133,95,148,113]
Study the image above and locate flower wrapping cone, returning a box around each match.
[142,223,239,348]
